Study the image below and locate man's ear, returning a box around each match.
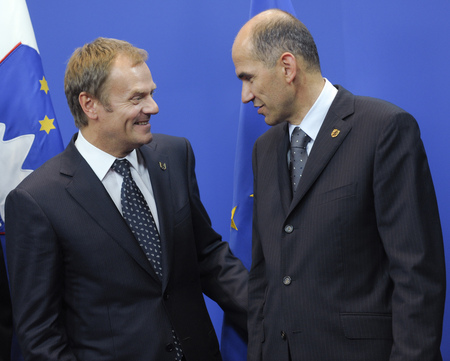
[79,92,99,121]
[280,52,297,84]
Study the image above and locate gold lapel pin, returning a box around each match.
[159,162,167,170]
[331,129,340,138]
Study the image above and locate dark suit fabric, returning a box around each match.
[0,243,12,361]
[6,133,247,361]
[248,86,446,361]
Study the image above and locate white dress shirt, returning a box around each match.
[74,131,160,231]
[288,78,338,155]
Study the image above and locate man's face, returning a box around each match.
[232,43,294,126]
[95,55,159,158]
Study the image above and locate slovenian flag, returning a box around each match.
[0,0,64,236]
[0,1,64,359]
[221,1,297,360]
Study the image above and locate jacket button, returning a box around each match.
[281,331,287,340]
[166,343,174,352]
[283,276,292,285]
[163,292,170,300]
[284,225,294,233]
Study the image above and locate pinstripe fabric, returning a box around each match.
[248,86,445,361]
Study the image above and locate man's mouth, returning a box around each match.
[135,120,149,125]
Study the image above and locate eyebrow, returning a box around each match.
[237,72,253,80]
[130,85,157,97]
[130,90,146,98]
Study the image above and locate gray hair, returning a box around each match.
[251,11,321,72]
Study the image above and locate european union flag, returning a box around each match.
[221,1,296,360]
[0,1,64,359]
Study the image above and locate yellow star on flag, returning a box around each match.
[39,76,49,94]
[231,206,238,231]
[39,115,56,134]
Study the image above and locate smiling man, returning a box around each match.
[6,38,247,361]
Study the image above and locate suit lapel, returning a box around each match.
[288,86,354,214]
[61,138,160,282]
[276,123,292,215]
[139,143,174,288]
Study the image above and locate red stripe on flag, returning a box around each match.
[0,42,22,64]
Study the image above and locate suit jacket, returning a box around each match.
[6,133,247,361]
[0,242,12,361]
[248,86,446,361]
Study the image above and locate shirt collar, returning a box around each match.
[75,131,140,181]
[289,78,338,141]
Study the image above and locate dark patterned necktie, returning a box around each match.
[290,127,311,192]
[112,159,163,278]
[112,159,183,361]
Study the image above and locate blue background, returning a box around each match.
[25,0,449,356]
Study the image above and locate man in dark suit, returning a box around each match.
[232,9,446,361]
[6,37,247,361]
[0,243,12,361]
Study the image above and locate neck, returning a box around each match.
[290,75,325,125]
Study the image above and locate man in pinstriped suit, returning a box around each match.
[232,9,445,361]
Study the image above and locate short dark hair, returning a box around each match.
[251,11,321,72]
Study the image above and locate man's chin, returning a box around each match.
[136,133,153,148]
[264,116,278,127]
[143,133,153,145]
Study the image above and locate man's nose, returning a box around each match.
[143,96,159,115]
[241,83,254,104]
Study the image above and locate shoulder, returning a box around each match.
[11,138,82,197]
[140,134,196,169]
[334,85,412,119]
[6,152,66,213]
[332,85,418,135]
[14,152,64,192]
[145,133,191,153]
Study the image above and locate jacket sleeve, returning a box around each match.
[183,138,248,335]
[373,111,446,360]
[6,188,77,361]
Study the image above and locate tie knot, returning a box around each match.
[112,159,131,178]
[291,127,310,149]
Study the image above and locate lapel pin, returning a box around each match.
[159,162,167,171]
[331,129,340,138]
